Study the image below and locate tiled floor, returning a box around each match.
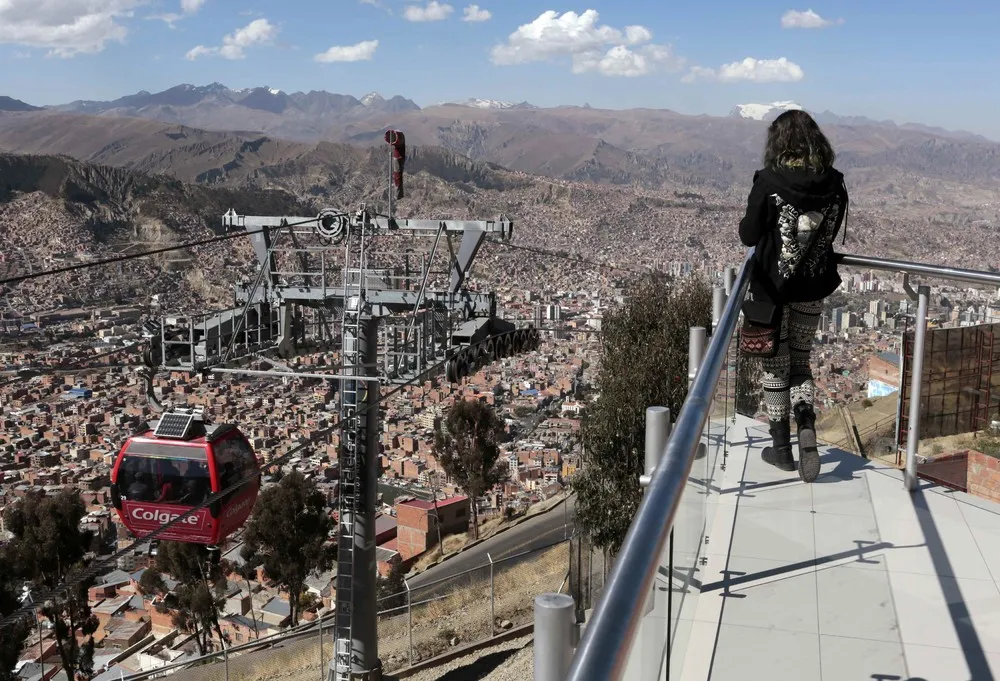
[678,414,1000,681]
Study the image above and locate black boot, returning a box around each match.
[762,418,795,471]
[794,403,821,483]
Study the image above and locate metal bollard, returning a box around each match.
[534,593,576,681]
[639,407,671,488]
[904,285,930,491]
[712,286,726,332]
[689,326,707,389]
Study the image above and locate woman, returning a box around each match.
[739,110,849,482]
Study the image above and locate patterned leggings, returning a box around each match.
[761,300,824,422]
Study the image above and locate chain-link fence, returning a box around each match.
[114,537,574,681]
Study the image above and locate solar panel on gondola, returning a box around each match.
[153,412,194,439]
[109,409,261,547]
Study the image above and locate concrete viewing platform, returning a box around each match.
[678,413,1000,681]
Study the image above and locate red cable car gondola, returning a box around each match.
[110,410,260,546]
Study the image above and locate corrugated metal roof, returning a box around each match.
[877,351,901,366]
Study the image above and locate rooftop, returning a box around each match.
[876,350,901,365]
[397,494,469,511]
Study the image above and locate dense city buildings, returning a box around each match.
[5,254,1000,679]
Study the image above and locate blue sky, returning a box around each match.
[1,0,999,138]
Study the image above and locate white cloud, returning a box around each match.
[0,0,142,57]
[573,44,681,77]
[152,0,206,27]
[624,25,652,45]
[490,10,684,77]
[682,57,804,83]
[780,9,841,28]
[359,0,393,13]
[185,18,278,60]
[403,1,453,21]
[314,39,378,62]
[462,4,491,21]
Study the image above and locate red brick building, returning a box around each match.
[395,495,470,560]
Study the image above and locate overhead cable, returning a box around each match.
[0,216,335,287]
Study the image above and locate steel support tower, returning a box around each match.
[142,197,540,679]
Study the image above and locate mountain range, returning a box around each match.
[3,81,1000,313]
[1,81,1000,206]
[4,82,990,146]
[728,100,988,142]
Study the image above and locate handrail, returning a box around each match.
[566,248,1000,680]
[564,248,756,681]
[837,253,1000,287]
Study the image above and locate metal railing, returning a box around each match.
[565,250,1000,681]
[564,248,756,680]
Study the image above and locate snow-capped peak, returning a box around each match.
[731,101,803,121]
[361,92,385,106]
[439,97,536,110]
[268,87,283,96]
[466,98,515,109]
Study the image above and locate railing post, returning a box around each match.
[712,286,726,334]
[405,580,413,666]
[534,593,575,681]
[904,284,930,491]
[488,552,496,637]
[724,267,736,296]
[689,326,707,389]
[639,407,671,488]
[712,286,726,333]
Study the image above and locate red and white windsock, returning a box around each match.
[385,129,406,200]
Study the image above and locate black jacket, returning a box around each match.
[739,166,849,324]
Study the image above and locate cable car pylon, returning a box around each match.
[137,133,541,680]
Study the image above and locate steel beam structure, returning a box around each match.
[144,197,530,680]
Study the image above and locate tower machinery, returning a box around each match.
[141,194,539,680]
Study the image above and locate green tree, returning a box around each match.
[0,549,31,681]
[375,561,407,611]
[241,472,333,626]
[571,274,712,556]
[138,542,227,655]
[3,490,98,681]
[433,399,509,540]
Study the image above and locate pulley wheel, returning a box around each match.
[316,209,348,243]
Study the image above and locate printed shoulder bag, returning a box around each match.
[738,319,780,359]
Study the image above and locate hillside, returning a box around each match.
[335,104,1000,194]
[0,153,314,315]
[7,100,1000,209]
[0,111,535,199]
[0,96,39,113]
[2,101,1000,311]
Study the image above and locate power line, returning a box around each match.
[0,217,332,288]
